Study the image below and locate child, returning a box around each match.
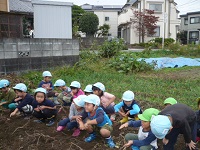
[57,95,86,136]
[163,97,177,107]
[114,90,142,123]
[119,108,160,150]
[54,79,72,106]
[9,83,34,118]
[150,103,197,150]
[77,94,116,148]
[84,84,93,96]
[196,97,200,142]
[38,71,59,104]
[0,79,16,109]
[32,88,57,126]
[70,81,84,100]
[92,82,116,121]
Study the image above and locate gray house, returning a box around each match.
[180,11,200,44]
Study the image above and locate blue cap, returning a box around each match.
[150,115,172,139]
[35,87,47,94]
[54,79,66,87]
[13,83,27,92]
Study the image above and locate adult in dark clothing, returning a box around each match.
[150,103,197,150]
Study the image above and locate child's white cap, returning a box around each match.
[13,83,27,92]
[42,71,52,77]
[122,90,134,101]
[70,81,81,88]
[83,94,100,106]
[84,85,93,93]
[93,82,105,92]
[150,115,172,139]
[54,79,66,87]
[73,95,87,107]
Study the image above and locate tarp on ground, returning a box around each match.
[139,57,200,69]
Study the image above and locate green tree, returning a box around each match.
[97,24,110,37]
[79,12,99,36]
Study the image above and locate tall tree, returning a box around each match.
[72,5,85,37]
[131,9,159,43]
[79,12,99,36]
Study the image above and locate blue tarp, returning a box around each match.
[139,57,200,69]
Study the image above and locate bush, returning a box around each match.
[108,52,154,74]
[99,39,126,58]
[154,38,175,47]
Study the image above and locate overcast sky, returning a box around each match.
[49,0,200,15]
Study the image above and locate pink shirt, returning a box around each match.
[73,89,85,99]
[100,92,115,107]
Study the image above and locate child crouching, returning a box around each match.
[57,95,86,137]
[32,88,57,126]
[77,94,116,148]
[114,90,142,123]
[120,108,159,150]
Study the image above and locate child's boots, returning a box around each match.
[105,136,115,148]
[120,116,128,124]
[84,132,96,142]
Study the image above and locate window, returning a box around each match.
[108,33,112,36]
[184,18,188,25]
[189,31,199,39]
[148,26,160,37]
[149,4,162,12]
[190,17,200,24]
[105,17,109,21]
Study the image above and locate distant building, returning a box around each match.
[180,11,200,44]
[118,0,180,44]
[81,4,123,37]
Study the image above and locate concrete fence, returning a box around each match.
[0,38,79,74]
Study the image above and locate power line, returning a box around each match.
[177,0,199,7]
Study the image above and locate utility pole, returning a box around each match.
[168,0,174,38]
[162,0,167,49]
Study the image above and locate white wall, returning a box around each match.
[32,0,72,39]
[95,10,119,37]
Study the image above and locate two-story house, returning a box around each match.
[118,0,180,44]
[81,4,122,37]
[180,11,200,44]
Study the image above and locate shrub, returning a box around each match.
[108,52,154,74]
[99,39,126,58]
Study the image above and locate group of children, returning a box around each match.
[0,70,199,150]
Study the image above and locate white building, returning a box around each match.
[81,4,122,37]
[118,0,180,44]
[32,0,73,39]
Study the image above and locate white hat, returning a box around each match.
[70,81,81,88]
[83,94,100,106]
[42,71,52,77]
[73,95,87,107]
[84,85,93,93]
[122,90,134,101]
[54,79,66,87]
[93,82,105,92]
[35,87,47,94]
[13,83,27,92]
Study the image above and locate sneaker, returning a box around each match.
[106,137,115,148]
[120,116,128,124]
[72,128,80,137]
[110,114,116,121]
[46,119,55,127]
[56,126,65,132]
[84,133,96,142]
[53,97,60,105]
[131,145,140,150]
